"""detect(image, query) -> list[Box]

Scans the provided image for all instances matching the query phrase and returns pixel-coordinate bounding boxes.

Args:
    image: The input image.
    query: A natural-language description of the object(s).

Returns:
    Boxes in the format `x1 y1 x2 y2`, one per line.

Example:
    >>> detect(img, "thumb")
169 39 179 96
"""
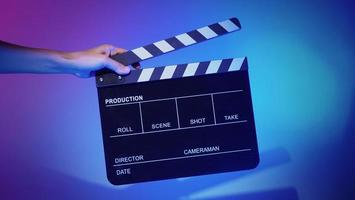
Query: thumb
104 57 130 75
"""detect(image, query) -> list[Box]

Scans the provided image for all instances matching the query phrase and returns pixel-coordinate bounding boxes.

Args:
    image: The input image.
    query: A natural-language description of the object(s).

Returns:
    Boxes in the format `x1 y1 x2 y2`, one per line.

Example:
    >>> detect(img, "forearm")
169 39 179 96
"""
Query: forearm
0 41 76 74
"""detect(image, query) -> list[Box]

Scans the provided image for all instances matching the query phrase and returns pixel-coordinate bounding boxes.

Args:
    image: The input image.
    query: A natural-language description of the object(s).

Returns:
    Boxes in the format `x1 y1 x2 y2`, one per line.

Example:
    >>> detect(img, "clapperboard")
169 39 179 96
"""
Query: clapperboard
96 17 259 185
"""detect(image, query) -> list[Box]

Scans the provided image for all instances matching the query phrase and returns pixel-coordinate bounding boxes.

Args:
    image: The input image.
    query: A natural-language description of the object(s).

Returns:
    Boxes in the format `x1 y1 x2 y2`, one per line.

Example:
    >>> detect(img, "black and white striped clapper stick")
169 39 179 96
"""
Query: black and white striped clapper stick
97 57 248 86
111 17 241 66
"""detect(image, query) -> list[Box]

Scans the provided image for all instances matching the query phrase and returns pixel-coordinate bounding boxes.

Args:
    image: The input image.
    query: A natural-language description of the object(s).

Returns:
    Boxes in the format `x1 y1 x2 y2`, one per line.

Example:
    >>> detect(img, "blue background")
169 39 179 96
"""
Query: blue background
0 0 354 199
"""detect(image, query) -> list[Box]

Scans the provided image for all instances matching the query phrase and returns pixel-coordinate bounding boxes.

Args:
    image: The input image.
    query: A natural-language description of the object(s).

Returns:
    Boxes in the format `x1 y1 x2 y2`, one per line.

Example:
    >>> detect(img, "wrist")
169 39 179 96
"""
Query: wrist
51 51 81 75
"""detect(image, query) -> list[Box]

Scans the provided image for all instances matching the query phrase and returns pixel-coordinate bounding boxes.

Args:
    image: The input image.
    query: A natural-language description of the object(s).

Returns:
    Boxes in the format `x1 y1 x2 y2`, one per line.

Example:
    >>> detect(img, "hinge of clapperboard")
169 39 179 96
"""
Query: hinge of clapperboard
95 17 248 86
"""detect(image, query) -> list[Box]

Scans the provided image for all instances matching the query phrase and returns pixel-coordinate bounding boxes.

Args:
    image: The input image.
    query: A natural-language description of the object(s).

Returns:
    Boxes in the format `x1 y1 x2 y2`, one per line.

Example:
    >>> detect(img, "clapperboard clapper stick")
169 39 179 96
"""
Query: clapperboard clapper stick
95 17 259 185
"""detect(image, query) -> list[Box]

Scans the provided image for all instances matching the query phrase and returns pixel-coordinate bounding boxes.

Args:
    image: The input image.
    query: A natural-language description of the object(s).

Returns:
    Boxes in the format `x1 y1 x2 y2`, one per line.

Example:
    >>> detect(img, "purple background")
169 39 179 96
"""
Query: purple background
0 0 354 199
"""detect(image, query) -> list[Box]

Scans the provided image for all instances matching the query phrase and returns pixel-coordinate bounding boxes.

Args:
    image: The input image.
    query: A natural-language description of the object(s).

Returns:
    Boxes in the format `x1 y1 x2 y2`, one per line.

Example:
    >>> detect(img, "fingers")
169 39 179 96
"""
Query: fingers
104 57 130 75
89 44 139 74
104 47 130 74
110 47 126 56
88 44 113 54
90 44 127 56
99 44 140 71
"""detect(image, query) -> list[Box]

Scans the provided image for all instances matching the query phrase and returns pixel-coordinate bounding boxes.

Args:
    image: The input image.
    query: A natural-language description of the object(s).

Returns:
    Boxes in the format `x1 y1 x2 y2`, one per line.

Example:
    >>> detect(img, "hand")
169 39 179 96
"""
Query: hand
61 44 139 78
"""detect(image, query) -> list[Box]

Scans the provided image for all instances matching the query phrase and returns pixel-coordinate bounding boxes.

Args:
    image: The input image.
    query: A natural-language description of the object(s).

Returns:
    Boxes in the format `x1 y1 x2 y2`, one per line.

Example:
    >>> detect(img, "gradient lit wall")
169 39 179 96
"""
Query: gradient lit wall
0 0 354 199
